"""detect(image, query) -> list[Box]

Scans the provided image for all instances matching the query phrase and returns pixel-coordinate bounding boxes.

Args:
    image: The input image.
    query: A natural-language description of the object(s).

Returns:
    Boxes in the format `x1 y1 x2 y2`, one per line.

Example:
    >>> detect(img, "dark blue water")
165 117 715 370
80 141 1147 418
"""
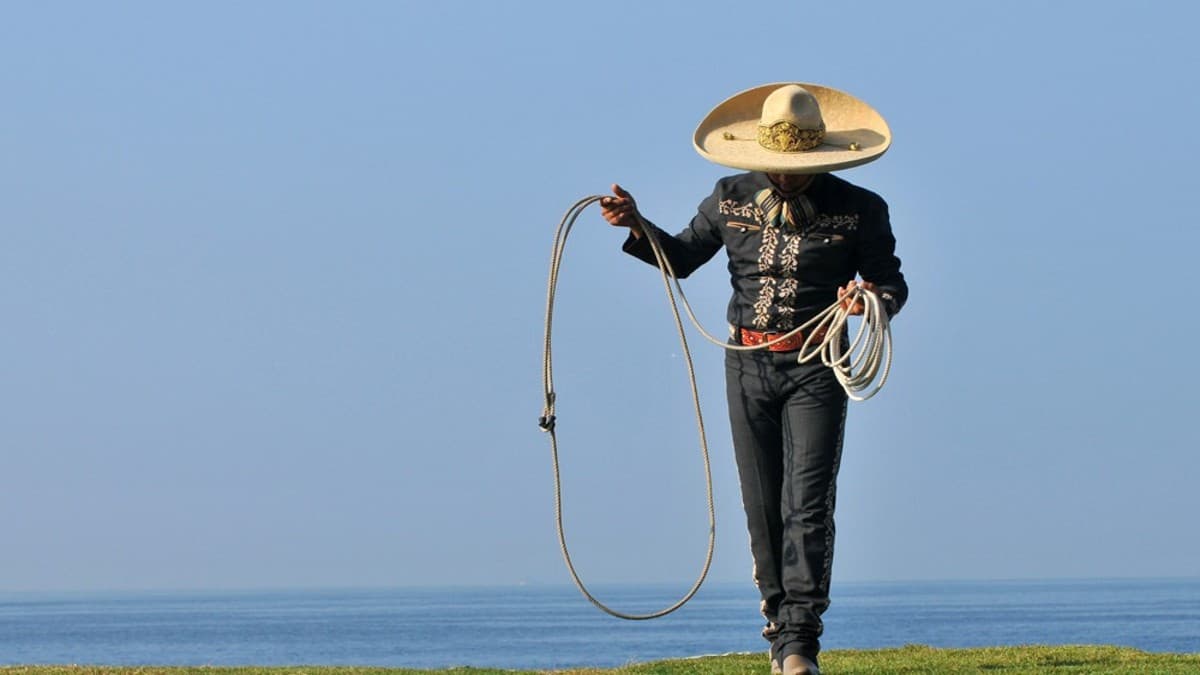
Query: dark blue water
1 579 1197 668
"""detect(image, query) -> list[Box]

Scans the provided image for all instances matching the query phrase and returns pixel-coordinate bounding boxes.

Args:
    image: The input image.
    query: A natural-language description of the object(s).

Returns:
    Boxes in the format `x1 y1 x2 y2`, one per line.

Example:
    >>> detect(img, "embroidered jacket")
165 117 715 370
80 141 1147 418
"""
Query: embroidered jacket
622 172 908 333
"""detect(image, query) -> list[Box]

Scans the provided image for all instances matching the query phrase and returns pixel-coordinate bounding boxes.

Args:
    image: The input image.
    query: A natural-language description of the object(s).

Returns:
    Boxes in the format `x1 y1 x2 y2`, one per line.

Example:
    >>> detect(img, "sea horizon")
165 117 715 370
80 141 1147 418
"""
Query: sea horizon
4 573 1197 596
3 578 1198 668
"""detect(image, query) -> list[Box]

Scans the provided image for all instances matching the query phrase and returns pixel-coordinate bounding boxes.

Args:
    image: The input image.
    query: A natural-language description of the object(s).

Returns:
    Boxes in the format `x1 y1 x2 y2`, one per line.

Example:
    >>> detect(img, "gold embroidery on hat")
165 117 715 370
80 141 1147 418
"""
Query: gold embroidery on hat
757 121 825 153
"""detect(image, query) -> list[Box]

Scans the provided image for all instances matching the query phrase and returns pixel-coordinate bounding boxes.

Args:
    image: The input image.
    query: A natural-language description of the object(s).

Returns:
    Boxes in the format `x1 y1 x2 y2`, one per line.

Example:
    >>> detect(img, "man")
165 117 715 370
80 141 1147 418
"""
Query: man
601 83 907 675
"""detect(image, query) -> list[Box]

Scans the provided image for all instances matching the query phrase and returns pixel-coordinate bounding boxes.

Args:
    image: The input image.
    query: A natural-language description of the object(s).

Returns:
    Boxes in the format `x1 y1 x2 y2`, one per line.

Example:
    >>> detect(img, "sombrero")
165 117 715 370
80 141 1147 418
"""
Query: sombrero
693 82 891 174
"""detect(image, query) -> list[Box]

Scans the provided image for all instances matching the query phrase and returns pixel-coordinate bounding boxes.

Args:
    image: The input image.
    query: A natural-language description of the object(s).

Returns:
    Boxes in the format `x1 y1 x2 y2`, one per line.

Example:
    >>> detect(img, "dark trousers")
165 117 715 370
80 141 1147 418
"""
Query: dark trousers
725 345 848 663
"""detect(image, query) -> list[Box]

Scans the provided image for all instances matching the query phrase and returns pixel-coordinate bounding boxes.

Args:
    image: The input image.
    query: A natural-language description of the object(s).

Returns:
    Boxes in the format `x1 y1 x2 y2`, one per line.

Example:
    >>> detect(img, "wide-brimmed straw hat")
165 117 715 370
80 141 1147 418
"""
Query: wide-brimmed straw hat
693 82 891 174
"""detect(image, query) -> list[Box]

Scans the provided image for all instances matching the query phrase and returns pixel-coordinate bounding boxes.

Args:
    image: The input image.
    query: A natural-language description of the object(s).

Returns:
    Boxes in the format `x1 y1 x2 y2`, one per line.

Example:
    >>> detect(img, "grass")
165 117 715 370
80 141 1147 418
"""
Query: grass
4 645 1200 674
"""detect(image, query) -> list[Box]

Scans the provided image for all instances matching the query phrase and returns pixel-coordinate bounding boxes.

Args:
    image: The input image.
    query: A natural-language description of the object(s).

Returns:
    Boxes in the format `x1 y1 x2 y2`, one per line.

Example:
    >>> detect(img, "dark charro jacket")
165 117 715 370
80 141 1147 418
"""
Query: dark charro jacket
622 172 908 334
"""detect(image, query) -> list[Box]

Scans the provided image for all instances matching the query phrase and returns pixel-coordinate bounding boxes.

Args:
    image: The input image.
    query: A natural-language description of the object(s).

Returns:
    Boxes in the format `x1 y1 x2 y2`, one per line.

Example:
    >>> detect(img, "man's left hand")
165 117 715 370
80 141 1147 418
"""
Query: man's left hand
838 280 877 316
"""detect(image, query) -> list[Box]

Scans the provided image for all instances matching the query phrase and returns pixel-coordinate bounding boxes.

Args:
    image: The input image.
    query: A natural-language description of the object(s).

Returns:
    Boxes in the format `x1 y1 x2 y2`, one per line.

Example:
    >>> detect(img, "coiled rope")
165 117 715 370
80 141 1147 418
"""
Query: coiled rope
539 195 892 620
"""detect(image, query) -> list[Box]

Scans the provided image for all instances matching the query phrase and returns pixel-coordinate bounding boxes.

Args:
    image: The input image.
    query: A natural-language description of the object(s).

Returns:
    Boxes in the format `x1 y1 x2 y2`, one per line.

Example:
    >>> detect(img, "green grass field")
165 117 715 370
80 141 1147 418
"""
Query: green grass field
4 645 1200 674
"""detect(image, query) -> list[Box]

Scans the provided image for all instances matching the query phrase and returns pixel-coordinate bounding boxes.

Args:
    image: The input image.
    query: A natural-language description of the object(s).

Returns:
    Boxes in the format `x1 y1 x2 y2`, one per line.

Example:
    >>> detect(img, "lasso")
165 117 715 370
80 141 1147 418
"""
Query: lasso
539 196 892 619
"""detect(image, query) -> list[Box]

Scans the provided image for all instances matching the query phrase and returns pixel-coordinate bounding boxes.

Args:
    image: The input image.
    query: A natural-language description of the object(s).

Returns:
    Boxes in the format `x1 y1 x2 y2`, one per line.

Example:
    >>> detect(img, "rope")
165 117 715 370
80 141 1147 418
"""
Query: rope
539 195 893 620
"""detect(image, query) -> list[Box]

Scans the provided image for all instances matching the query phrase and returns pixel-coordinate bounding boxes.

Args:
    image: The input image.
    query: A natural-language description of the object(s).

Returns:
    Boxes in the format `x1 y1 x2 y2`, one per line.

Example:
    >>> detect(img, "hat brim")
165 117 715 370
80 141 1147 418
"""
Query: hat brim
693 82 891 174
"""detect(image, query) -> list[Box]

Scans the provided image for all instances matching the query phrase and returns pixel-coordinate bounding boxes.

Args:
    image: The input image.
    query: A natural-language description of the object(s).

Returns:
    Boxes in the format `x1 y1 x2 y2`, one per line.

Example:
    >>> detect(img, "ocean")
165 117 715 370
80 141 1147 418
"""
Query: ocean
1 579 1197 669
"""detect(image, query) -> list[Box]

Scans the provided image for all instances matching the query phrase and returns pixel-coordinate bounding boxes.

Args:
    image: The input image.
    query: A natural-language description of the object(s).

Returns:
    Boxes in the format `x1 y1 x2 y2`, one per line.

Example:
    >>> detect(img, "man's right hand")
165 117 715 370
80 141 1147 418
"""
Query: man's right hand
600 183 643 238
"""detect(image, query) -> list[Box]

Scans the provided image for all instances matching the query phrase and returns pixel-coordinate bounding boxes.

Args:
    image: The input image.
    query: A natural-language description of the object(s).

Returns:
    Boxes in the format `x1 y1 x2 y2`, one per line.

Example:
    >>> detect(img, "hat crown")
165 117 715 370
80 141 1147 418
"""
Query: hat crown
758 85 826 153
760 85 823 129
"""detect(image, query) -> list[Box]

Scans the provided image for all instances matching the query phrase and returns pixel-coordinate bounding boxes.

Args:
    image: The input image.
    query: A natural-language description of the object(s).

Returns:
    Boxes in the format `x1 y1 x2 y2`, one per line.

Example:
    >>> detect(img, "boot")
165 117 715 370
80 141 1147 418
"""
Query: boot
781 654 820 675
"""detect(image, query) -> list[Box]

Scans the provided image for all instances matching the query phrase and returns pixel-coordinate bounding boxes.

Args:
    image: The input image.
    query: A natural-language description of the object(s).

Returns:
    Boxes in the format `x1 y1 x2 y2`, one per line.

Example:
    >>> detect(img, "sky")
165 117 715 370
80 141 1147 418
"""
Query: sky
2 1 1198 593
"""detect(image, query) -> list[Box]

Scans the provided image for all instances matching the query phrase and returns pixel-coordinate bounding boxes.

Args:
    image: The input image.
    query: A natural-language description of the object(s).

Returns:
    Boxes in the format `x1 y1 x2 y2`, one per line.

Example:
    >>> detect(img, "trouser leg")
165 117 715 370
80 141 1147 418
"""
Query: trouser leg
725 349 786 630
775 357 847 662
726 349 847 665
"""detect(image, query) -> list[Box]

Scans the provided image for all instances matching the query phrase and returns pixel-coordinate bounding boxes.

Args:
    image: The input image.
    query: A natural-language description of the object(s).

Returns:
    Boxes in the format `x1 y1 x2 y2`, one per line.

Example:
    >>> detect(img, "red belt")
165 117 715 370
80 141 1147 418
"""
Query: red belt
739 326 826 352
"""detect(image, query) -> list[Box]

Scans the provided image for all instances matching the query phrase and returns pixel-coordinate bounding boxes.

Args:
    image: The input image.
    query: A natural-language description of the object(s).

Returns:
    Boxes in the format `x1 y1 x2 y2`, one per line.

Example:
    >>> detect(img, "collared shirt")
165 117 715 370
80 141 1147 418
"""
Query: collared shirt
622 172 908 333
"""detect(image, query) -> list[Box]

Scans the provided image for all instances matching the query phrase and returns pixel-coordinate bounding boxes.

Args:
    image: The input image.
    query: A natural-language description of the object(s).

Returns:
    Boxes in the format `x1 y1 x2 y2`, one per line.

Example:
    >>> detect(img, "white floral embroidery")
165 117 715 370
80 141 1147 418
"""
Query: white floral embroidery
755 206 769 227
775 233 802 329
752 279 776 330
719 199 757 219
813 214 859 231
776 306 795 329
757 223 779 273
752 224 781 329
749 208 850 331
779 232 801 274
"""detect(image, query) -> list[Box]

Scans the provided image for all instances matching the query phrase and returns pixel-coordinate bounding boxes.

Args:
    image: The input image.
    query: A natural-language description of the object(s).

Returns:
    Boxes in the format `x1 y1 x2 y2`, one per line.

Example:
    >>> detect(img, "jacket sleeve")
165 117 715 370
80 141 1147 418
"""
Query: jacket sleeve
856 197 909 317
620 191 724 279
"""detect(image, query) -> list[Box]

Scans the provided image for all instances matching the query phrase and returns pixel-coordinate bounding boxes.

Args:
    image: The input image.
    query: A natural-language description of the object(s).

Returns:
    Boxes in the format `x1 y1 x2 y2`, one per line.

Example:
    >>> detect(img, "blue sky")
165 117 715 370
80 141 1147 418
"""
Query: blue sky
2 1 1198 592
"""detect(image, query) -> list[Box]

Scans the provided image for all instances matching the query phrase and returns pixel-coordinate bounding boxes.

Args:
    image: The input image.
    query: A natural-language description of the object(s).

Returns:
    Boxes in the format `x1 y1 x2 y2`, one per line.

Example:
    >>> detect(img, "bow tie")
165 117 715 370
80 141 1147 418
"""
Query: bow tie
754 188 816 232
